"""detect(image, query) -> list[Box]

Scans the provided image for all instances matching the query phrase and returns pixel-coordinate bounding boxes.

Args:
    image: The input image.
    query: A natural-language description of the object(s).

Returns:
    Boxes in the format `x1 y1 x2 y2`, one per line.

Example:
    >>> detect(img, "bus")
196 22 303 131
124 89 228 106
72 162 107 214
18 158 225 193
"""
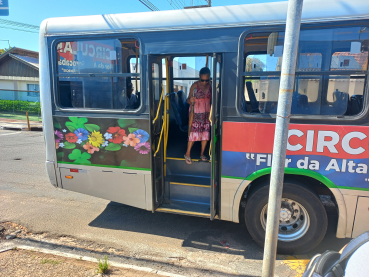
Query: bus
40 0 369 254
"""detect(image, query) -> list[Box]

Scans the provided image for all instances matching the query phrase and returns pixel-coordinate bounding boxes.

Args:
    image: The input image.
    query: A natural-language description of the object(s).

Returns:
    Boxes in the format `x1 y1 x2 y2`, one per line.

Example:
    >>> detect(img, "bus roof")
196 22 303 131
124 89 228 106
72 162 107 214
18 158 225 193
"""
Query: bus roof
41 0 369 36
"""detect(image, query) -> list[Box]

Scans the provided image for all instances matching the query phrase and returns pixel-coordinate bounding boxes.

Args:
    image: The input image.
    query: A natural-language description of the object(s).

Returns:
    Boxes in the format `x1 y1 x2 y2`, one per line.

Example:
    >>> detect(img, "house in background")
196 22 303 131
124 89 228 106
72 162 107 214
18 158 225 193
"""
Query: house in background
0 47 39 101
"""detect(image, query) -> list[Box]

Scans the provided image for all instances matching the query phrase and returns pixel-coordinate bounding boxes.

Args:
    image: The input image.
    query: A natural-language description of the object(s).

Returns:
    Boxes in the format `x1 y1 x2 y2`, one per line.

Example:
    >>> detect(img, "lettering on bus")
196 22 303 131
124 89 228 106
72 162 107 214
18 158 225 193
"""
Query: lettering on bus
222 122 369 189
56 40 118 73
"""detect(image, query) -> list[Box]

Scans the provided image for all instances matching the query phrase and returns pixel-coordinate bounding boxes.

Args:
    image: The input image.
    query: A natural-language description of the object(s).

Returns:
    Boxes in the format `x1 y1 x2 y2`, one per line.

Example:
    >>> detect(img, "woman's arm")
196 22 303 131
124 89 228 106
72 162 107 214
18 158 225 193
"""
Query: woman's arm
187 82 197 105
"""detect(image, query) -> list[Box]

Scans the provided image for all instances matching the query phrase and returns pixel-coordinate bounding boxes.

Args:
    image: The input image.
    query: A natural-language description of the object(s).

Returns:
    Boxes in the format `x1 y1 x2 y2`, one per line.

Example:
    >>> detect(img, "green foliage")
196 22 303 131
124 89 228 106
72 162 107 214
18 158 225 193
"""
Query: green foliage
117 119 136 128
63 141 76 149
96 256 109 274
68 149 91 164
0 48 11 55
65 117 88 132
128 127 139 133
105 143 121 151
84 124 100 132
0 100 41 113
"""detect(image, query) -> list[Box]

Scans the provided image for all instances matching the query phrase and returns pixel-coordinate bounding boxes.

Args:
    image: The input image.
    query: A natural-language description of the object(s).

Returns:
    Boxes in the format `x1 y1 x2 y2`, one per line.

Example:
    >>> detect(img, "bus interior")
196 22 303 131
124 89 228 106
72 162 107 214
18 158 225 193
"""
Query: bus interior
151 55 221 217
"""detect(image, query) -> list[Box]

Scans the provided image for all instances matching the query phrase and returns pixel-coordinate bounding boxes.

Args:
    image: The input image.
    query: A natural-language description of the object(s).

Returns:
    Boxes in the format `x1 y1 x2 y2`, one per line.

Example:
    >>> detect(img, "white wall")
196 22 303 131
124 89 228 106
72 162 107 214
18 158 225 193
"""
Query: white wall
0 79 40 102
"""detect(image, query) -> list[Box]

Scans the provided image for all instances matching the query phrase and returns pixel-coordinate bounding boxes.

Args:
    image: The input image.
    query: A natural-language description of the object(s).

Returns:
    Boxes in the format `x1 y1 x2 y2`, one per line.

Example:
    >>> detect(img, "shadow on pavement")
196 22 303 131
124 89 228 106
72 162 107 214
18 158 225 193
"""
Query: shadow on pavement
89 202 351 260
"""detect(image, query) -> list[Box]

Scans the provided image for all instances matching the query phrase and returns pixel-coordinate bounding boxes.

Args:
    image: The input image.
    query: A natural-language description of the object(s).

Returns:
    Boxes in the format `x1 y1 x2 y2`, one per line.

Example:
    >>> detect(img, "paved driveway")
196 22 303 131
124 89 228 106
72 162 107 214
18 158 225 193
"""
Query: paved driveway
0 130 350 276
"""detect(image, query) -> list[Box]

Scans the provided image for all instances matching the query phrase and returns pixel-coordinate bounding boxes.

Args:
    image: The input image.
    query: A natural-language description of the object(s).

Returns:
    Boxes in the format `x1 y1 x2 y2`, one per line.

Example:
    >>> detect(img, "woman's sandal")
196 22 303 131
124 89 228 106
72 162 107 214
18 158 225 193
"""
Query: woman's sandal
200 155 208 162
184 154 192 165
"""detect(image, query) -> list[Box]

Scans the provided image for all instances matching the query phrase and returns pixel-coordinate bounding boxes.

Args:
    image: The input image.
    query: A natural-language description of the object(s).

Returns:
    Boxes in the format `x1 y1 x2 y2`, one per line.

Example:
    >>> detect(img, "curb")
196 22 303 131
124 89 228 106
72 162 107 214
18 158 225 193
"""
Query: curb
0 124 43 131
1 241 186 277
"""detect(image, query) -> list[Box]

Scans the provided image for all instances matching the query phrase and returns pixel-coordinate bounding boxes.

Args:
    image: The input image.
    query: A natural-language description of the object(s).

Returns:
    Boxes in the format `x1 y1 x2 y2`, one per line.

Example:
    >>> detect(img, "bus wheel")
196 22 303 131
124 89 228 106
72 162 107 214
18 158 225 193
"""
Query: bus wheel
244 179 328 254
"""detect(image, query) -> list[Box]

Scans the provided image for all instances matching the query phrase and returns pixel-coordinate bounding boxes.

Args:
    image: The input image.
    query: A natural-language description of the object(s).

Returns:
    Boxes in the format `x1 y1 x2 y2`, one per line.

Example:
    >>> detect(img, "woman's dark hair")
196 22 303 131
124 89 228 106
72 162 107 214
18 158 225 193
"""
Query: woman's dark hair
199 67 210 76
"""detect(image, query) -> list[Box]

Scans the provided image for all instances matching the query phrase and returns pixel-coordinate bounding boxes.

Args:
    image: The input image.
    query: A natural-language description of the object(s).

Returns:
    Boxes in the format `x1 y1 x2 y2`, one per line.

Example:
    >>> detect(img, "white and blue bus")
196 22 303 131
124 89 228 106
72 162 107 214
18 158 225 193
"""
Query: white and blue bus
40 0 369 254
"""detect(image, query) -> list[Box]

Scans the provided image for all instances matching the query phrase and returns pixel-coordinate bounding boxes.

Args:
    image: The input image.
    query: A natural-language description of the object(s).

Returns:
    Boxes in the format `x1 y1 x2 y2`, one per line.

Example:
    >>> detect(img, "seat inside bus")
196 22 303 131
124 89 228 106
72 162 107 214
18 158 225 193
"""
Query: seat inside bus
169 90 189 133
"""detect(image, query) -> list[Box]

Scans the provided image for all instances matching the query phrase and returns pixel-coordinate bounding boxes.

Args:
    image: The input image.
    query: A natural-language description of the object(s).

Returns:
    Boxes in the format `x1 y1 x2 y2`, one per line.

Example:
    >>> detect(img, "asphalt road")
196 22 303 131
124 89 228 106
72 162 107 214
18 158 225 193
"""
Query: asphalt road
0 130 350 277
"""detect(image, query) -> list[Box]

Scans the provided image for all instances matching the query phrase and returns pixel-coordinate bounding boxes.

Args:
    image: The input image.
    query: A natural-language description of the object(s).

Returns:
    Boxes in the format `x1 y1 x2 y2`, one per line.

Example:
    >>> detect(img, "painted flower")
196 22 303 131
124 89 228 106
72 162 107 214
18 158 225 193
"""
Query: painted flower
54 130 63 143
55 142 59 149
102 141 109 147
123 134 141 147
62 129 67 133
133 129 149 143
88 130 104 147
134 142 151 154
65 132 78 143
104 132 112 140
74 128 89 141
76 139 82 144
59 142 65 148
106 126 126 144
83 142 99 154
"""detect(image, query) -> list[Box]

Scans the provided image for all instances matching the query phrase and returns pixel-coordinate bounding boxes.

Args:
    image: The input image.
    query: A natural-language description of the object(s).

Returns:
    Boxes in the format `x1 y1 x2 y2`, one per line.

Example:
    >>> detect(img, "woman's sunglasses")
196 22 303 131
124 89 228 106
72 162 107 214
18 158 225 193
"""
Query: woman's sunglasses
200 79 210 83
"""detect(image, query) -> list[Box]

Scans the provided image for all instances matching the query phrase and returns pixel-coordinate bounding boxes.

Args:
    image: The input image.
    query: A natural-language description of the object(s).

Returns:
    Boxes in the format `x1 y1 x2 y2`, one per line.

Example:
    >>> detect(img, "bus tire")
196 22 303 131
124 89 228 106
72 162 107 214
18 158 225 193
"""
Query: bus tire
244 179 328 254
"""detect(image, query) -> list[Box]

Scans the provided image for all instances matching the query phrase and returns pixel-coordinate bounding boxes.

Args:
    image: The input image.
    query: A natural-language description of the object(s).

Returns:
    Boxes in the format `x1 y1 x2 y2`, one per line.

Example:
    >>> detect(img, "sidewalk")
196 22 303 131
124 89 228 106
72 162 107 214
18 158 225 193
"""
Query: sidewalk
0 248 163 277
0 222 187 277
0 117 43 131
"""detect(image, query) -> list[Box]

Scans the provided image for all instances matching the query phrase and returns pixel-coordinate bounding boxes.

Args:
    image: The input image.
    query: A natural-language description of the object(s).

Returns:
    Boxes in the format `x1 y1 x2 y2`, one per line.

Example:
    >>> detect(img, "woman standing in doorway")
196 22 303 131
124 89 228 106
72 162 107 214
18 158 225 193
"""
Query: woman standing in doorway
184 67 211 165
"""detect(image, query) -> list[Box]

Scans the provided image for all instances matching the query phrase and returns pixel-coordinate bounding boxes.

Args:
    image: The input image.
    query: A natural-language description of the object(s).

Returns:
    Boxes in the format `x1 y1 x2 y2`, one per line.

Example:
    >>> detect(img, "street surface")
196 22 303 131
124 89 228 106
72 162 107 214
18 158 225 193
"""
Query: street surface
0 130 350 276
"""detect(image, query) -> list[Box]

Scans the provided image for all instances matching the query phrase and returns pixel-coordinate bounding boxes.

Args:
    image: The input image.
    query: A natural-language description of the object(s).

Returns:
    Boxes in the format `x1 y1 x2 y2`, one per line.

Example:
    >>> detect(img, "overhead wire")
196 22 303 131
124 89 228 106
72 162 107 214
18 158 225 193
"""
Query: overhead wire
0 19 39 30
143 0 160 11
0 26 38 34
165 0 180 9
172 0 184 9
138 0 160 11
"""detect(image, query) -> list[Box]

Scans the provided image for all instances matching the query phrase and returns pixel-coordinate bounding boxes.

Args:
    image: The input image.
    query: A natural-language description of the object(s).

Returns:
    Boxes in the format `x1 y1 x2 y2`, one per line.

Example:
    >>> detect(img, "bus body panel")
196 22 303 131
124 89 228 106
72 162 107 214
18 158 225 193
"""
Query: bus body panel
52 115 152 209
222 121 369 237
39 1 369 244
59 165 152 210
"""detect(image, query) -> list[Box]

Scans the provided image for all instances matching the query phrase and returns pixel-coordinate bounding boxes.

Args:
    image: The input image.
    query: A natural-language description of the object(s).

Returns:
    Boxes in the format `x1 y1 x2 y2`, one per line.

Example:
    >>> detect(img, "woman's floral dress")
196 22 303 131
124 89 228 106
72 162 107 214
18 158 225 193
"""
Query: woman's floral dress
188 83 212 141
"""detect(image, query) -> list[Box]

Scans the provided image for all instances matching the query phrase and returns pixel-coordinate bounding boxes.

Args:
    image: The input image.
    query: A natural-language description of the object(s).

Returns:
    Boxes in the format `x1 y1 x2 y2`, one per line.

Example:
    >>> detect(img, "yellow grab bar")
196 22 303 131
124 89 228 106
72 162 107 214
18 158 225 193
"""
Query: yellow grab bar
152 84 165 124
153 114 166 157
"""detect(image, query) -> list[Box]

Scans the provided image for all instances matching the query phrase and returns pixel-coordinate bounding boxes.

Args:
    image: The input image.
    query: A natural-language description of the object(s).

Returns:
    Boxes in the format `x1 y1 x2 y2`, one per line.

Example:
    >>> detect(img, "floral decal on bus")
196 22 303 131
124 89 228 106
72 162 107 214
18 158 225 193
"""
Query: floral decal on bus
53 116 150 169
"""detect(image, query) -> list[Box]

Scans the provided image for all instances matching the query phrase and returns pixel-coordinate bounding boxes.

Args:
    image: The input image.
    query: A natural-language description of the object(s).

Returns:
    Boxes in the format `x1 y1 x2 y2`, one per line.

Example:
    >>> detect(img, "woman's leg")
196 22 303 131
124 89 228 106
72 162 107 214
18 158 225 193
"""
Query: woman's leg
185 141 194 157
200 140 208 156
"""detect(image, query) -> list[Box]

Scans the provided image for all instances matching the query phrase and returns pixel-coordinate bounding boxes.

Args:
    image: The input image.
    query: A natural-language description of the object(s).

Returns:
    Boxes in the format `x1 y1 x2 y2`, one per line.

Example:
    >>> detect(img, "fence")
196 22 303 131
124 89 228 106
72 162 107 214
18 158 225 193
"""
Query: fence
0 90 41 121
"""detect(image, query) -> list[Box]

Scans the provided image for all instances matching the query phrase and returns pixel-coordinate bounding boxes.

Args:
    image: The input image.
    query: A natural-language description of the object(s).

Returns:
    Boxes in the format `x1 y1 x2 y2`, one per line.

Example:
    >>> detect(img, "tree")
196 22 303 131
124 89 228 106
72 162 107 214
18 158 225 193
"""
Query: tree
245 57 265 72
0 47 11 55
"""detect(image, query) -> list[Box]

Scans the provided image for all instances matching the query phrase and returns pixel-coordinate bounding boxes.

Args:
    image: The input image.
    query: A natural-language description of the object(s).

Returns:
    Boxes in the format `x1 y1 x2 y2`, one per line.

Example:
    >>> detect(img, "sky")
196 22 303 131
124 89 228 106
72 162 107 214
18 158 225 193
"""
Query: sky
0 0 284 52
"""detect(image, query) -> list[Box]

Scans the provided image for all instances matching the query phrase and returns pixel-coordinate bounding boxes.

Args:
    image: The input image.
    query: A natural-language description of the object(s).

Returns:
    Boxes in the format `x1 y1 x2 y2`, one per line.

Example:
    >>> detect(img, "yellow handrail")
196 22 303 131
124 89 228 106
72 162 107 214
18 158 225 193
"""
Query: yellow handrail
153 116 166 157
164 58 170 176
152 84 165 124
209 105 212 159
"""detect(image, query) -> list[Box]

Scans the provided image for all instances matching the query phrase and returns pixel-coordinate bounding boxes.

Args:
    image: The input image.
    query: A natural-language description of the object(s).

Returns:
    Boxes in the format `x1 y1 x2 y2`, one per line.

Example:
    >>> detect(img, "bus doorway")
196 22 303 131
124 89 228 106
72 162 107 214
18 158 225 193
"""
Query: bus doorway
149 54 222 219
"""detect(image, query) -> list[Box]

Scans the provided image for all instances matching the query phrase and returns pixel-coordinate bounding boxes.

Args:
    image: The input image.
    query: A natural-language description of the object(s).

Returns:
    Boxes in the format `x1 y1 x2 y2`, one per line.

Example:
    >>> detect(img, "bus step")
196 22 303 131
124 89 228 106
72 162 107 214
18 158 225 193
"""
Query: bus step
156 200 210 218
166 175 210 204
166 157 211 177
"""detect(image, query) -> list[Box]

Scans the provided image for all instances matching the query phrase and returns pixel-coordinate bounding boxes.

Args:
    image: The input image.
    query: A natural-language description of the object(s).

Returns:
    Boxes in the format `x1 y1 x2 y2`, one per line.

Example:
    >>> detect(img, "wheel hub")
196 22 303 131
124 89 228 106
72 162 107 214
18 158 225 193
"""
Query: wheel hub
260 198 310 242
280 208 291 222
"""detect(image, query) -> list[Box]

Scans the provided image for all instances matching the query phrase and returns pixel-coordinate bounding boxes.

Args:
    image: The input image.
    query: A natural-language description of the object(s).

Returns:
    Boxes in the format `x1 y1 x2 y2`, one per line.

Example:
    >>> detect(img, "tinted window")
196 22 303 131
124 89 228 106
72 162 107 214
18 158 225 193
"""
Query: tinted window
241 26 369 117
56 39 140 111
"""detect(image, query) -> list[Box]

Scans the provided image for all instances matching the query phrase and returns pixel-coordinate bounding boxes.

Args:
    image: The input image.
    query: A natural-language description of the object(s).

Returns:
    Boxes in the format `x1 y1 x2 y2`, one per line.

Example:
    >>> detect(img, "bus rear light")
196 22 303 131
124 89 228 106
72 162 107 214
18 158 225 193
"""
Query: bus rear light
70 169 79 173
65 175 73 179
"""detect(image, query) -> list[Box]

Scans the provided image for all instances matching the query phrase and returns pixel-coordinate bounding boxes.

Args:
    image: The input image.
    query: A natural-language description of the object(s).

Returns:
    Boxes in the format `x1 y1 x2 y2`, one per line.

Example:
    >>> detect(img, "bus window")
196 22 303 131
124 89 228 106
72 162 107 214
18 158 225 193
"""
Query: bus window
241 26 369 117
173 56 212 95
55 38 141 111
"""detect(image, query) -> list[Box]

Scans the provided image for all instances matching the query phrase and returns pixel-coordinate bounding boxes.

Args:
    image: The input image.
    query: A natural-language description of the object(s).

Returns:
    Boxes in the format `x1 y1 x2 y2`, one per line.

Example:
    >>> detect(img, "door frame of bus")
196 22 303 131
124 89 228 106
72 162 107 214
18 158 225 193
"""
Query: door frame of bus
149 55 165 211
210 53 223 220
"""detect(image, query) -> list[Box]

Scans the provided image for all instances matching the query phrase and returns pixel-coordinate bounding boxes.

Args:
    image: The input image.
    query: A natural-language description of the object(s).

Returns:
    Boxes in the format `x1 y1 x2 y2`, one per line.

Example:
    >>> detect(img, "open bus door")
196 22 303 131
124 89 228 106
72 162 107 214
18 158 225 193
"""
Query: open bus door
210 53 222 220
149 56 165 211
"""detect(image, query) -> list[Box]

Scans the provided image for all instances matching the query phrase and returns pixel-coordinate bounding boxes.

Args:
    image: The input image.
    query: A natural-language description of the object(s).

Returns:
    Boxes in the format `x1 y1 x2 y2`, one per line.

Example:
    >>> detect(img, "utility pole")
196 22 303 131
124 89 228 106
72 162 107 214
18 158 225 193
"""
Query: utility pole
261 0 304 276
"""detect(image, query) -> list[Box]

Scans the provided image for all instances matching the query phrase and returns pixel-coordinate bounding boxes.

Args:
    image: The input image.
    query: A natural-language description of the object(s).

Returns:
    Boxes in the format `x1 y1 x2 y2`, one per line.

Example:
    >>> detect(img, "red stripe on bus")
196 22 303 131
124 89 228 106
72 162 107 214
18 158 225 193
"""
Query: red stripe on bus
222 122 369 159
